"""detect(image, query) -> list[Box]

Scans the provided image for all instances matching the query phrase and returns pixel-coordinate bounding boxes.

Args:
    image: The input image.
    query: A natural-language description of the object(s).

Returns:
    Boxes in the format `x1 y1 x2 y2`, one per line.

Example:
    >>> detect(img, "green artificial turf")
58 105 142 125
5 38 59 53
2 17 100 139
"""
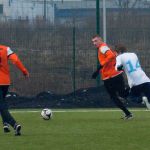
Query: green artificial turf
0 109 150 150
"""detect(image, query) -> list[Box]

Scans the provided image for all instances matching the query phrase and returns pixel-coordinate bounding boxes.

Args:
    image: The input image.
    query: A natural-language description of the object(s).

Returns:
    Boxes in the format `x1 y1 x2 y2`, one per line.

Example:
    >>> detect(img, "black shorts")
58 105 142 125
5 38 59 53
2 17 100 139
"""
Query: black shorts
103 73 128 99
0 86 9 99
130 82 150 101
0 85 9 110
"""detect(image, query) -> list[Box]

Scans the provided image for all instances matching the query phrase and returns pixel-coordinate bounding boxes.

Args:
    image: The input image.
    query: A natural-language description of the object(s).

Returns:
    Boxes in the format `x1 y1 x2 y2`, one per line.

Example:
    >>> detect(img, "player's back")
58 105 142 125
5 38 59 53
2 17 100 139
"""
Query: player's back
98 43 122 80
120 52 150 87
0 45 11 85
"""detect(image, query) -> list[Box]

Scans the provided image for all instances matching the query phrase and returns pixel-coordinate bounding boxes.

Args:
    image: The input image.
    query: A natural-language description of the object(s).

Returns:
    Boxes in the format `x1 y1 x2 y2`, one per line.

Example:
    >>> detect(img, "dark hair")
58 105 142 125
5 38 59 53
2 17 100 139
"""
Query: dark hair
115 44 127 53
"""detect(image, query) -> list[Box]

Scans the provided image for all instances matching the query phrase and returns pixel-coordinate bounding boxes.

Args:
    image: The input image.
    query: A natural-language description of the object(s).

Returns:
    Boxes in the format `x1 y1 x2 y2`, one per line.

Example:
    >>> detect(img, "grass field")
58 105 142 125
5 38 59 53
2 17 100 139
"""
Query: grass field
0 109 150 150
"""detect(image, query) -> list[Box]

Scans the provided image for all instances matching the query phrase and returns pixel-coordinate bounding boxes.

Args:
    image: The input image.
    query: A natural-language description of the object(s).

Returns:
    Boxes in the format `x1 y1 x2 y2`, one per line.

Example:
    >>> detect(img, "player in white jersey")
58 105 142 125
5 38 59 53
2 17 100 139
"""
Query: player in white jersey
115 44 150 109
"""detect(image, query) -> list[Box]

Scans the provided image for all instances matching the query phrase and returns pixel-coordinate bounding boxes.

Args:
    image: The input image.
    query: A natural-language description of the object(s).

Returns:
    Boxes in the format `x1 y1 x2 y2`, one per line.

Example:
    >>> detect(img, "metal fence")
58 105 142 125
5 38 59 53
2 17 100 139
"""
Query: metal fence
0 0 150 96
1 26 97 96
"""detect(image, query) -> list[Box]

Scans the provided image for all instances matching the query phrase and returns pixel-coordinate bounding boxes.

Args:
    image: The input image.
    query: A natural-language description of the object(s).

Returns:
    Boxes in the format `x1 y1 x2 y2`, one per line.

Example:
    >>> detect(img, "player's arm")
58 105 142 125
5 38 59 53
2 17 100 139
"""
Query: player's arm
116 65 123 71
7 48 29 77
100 50 115 66
91 64 103 79
115 55 123 71
92 46 114 79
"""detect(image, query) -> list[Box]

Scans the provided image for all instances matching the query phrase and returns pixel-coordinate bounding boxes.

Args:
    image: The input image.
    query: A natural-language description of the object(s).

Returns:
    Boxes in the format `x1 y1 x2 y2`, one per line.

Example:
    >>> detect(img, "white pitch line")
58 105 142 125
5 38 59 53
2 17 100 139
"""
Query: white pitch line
10 109 150 113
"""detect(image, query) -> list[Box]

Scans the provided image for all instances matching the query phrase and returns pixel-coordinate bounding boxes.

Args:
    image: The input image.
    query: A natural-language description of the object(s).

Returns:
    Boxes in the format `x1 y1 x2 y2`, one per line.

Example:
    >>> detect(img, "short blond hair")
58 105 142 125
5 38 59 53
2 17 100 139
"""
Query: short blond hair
92 35 103 42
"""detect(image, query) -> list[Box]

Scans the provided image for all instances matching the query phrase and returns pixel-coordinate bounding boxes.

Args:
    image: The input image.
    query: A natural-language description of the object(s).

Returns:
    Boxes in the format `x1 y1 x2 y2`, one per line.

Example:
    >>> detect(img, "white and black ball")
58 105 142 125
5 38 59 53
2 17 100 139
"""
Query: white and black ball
41 108 52 120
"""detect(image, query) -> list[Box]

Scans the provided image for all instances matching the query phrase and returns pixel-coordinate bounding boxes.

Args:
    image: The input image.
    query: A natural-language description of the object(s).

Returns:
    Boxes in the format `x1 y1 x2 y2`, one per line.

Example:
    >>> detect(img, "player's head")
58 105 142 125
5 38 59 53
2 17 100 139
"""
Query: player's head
115 44 127 54
92 35 103 48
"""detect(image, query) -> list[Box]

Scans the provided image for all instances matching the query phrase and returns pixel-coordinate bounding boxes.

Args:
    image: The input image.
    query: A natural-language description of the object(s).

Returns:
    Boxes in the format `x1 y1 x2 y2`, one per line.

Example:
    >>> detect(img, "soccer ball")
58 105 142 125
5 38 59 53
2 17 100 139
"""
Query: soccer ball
41 108 52 120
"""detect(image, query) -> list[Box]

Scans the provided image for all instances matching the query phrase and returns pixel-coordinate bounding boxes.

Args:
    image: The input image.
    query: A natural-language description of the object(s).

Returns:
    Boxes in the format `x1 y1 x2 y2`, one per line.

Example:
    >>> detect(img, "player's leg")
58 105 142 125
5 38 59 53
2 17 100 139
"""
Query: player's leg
0 86 21 135
142 96 150 109
141 83 150 109
115 74 129 99
115 74 143 104
130 84 150 109
142 83 150 101
104 77 132 119
0 86 10 132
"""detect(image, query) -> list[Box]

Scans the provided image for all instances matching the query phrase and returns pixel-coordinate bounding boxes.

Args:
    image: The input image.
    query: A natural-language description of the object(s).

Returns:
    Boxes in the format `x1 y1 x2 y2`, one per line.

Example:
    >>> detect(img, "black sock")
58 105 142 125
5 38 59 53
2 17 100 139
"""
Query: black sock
113 98 131 116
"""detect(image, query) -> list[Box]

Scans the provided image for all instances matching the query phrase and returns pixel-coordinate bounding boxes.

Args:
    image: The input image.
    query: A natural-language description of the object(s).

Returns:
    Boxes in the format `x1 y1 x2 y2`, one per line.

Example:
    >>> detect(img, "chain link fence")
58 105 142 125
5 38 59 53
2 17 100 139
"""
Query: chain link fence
0 0 150 96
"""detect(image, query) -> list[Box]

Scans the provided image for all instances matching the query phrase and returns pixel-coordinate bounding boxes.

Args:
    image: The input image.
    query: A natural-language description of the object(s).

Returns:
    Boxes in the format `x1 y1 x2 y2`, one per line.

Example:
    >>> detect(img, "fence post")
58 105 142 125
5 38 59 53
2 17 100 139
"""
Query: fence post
43 0 47 21
72 23 76 98
96 0 100 86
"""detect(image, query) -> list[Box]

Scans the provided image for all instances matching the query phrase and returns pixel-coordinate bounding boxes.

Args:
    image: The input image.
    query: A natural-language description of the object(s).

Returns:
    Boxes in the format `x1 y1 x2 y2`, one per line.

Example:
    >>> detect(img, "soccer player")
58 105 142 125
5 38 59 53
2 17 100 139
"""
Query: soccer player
0 44 29 136
115 44 150 109
91 35 132 120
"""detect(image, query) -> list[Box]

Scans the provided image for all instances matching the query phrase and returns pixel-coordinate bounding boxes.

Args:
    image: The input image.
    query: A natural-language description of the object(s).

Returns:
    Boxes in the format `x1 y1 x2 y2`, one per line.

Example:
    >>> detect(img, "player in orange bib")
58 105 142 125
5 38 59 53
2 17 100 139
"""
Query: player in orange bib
91 35 132 120
0 45 29 136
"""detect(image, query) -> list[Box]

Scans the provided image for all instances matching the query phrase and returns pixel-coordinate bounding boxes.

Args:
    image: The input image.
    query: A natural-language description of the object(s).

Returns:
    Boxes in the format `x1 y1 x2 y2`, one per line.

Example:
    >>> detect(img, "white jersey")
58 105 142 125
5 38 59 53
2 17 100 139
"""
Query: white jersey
115 52 150 88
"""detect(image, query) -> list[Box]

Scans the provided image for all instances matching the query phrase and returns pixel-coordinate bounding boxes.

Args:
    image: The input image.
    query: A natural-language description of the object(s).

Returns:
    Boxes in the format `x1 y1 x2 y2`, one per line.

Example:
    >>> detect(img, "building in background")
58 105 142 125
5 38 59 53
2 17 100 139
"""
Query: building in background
0 0 55 23
0 0 150 24
0 0 120 24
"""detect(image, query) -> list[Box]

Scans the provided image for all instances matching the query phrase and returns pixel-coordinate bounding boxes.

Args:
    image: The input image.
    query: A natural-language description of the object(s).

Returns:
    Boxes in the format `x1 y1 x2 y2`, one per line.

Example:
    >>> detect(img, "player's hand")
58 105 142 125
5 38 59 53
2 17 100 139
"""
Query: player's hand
117 65 123 71
22 69 29 78
91 65 102 79
91 70 99 79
